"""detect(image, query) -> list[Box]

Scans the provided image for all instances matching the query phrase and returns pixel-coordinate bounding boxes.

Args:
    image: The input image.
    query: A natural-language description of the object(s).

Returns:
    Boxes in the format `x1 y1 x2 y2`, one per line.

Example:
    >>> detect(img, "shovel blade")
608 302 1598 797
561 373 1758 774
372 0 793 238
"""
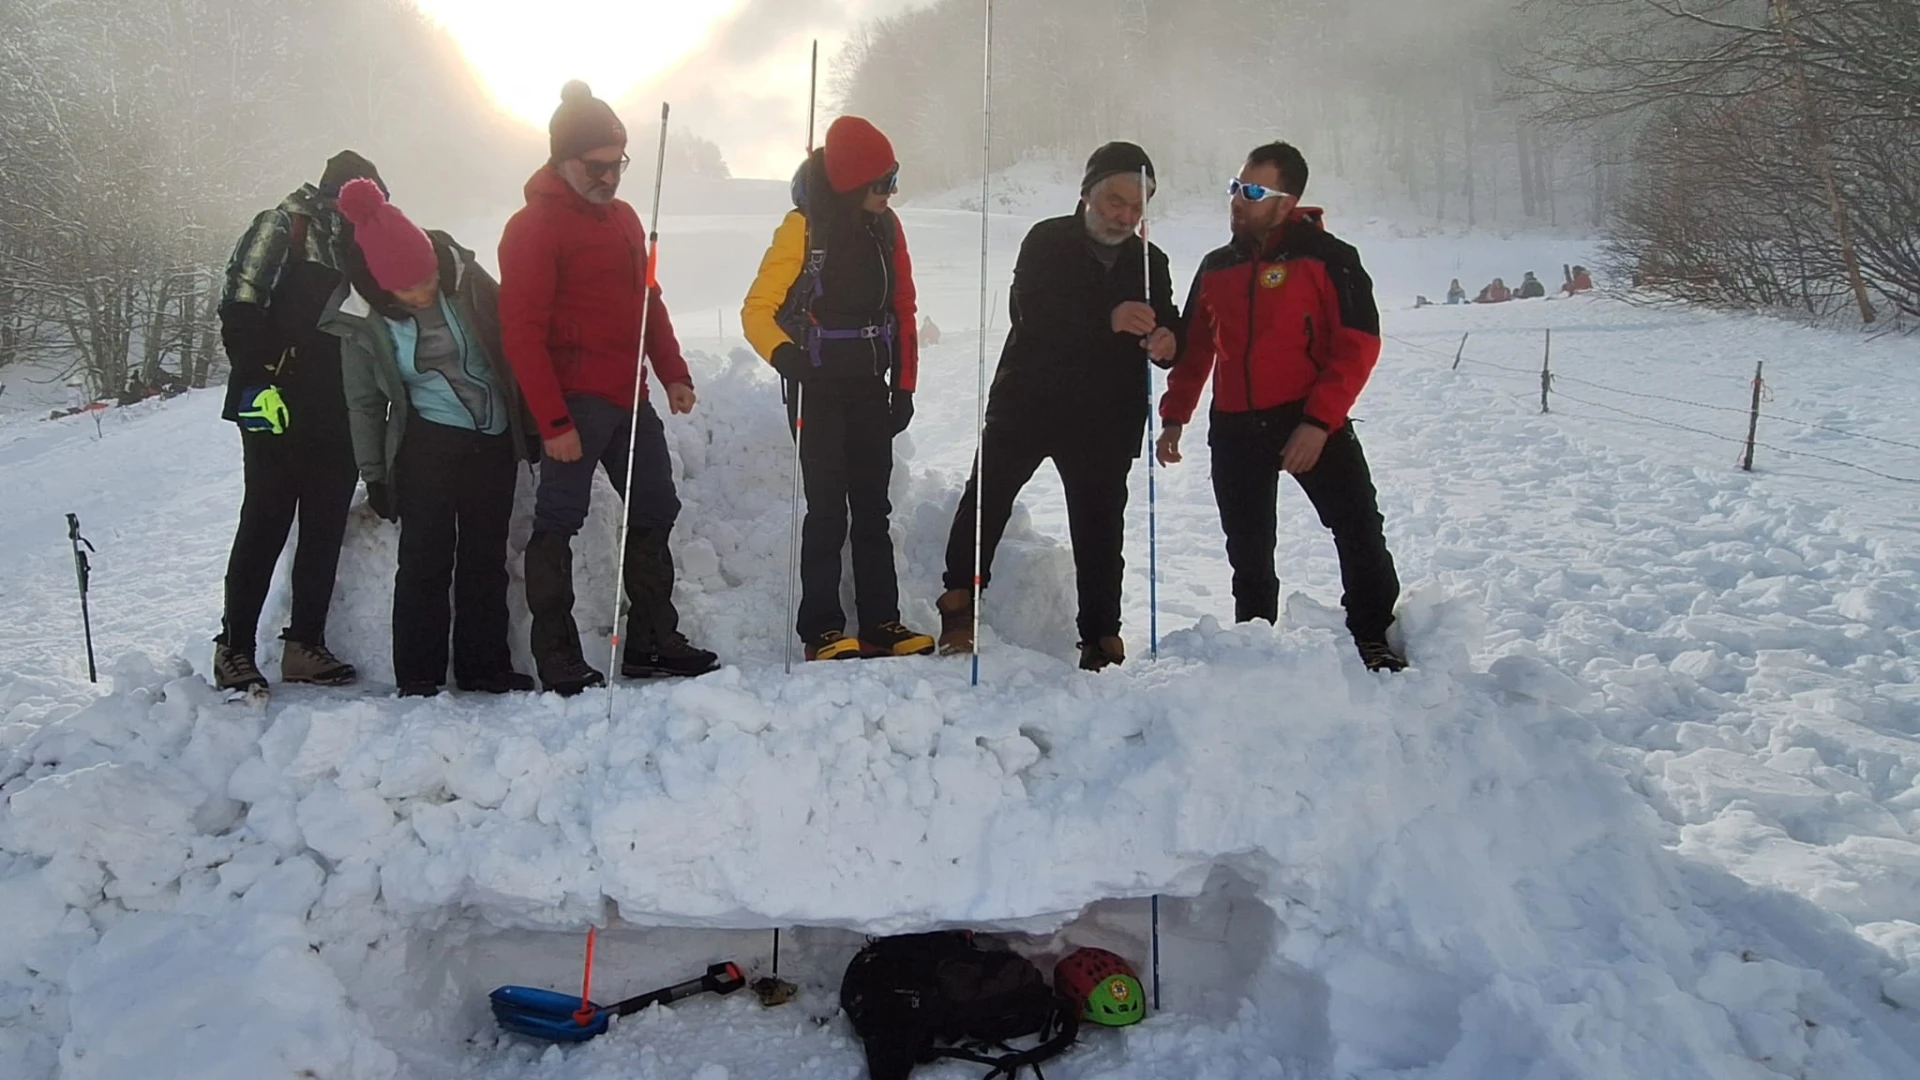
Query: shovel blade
490 986 609 1042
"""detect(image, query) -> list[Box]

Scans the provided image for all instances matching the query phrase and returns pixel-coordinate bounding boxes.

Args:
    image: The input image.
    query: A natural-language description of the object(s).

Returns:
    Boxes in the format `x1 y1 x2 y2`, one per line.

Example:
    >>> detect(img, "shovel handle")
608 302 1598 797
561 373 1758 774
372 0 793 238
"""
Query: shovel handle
607 962 745 1018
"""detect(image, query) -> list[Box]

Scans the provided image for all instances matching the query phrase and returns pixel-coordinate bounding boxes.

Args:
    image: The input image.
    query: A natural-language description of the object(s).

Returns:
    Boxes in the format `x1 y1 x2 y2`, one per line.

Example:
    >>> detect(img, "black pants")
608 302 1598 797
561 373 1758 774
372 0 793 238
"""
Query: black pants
220 428 359 651
392 418 519 688
795 377 899 639
1208 405 1400 641
944 413 1131 643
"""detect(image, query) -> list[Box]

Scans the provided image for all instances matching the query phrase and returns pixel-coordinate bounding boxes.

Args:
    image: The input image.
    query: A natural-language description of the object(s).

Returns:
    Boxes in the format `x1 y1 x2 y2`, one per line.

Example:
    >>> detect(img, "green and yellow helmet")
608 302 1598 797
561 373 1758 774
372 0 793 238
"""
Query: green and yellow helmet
1053 947 1145 1027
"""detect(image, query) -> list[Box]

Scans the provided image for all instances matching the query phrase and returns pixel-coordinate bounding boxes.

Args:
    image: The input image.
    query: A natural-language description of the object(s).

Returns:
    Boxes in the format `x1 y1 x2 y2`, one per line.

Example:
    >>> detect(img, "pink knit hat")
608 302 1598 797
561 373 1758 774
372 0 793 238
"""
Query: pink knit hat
337 178 437 293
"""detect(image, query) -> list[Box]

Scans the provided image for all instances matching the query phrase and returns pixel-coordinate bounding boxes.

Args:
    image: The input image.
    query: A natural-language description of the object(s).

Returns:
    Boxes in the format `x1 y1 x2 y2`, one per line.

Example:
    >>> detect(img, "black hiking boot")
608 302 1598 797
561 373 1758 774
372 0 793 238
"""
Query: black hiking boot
801 629 861 663
860 621 936 658
623 631 721 679
1357 639 1409 673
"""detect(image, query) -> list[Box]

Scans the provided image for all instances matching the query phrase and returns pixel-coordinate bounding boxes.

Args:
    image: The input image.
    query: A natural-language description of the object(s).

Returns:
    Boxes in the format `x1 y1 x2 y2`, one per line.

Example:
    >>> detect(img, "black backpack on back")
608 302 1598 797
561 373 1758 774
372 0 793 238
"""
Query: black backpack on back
841 931 1079 1080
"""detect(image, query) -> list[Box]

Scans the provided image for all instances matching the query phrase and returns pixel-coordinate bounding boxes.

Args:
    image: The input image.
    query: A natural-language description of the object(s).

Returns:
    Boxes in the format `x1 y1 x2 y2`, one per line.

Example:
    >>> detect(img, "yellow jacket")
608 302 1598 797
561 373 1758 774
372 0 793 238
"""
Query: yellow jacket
741 210 808 365
739 209 921 390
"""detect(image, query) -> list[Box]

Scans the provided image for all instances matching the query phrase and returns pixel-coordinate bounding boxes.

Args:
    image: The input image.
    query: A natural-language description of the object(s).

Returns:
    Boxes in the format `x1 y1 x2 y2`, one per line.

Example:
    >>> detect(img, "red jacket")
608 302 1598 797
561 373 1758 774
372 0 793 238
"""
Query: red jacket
1160 208 1381 431
498 167 692 439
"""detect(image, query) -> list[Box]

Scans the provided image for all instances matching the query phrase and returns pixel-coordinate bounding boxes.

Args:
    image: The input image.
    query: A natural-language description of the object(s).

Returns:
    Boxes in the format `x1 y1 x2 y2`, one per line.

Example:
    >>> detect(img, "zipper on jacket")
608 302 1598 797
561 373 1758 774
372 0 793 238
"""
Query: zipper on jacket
1241 258 1260 411
1304 314 1317 371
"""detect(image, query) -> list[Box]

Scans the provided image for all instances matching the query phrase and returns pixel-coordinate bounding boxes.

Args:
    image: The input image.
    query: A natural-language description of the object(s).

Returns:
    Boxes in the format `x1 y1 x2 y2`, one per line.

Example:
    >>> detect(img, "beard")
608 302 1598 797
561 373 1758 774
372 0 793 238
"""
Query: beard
1084 211 1136 246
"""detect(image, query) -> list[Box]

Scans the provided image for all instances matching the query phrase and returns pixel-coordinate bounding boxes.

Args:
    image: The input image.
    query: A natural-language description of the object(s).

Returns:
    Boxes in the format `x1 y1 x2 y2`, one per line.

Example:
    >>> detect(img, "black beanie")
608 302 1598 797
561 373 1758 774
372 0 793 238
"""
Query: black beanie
319 151 386 198
550 80 627 162
1081 142 1154 196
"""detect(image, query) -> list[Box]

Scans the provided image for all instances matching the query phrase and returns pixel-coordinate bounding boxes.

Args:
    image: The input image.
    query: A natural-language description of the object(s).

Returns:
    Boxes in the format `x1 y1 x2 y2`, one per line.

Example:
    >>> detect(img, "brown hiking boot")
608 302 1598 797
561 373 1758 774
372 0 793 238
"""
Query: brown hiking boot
936 589 975 655
280 639 357 686
1078 636 1126 672
212 641 269 695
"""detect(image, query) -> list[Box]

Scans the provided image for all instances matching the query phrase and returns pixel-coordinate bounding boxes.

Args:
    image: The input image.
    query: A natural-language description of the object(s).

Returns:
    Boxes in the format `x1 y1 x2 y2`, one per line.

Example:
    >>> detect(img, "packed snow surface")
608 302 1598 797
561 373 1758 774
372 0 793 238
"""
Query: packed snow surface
4 187 1920 1079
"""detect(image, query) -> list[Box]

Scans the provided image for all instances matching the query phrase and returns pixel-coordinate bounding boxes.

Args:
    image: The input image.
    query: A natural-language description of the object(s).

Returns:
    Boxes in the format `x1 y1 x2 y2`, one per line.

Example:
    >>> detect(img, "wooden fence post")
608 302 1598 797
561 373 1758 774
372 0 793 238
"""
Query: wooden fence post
1540 328 1552 414
1742 361 1765 472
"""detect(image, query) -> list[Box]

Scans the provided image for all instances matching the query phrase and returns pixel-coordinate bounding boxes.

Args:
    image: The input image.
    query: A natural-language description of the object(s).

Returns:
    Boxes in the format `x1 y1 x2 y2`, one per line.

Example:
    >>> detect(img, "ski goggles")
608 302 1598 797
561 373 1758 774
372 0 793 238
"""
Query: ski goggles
1228 178 1290 202
870 168 900 196
580 154 631 181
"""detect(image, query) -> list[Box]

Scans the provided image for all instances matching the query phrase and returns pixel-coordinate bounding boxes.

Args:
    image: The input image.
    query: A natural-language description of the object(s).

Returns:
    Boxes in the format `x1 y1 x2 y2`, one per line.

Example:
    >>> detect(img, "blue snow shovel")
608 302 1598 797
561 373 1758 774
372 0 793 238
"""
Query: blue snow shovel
491 961 747 1043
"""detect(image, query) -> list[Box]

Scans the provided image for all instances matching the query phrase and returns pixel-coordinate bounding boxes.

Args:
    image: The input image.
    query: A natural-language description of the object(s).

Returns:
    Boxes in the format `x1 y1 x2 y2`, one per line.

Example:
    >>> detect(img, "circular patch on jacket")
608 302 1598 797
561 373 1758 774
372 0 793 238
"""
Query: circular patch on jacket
1260 265 1290 289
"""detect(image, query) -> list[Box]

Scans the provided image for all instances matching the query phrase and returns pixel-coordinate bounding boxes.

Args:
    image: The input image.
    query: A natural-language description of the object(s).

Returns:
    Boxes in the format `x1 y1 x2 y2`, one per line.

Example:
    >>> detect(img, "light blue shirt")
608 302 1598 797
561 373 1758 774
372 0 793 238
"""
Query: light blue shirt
387 296 506 435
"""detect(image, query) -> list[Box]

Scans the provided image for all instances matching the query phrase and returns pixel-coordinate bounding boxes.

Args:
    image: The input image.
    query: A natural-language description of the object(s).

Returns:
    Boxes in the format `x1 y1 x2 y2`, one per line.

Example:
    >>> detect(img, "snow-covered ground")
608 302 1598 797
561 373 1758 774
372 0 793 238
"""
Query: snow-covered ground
3 185 1919 1080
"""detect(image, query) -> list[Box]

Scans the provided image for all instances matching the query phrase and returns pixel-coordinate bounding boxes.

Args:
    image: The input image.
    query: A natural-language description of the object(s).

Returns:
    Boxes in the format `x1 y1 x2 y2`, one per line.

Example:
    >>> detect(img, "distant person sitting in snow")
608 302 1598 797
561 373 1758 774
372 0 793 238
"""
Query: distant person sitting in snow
325 179 539 698
1446 278 1467 305
1562 265 1593 295
498 81 718 694
1475 277 1511 303
920 315 941 346
741 116 934 663
1156 140 1406 673
1517 271 1546 299
939 142 1180 672
211 151 384 697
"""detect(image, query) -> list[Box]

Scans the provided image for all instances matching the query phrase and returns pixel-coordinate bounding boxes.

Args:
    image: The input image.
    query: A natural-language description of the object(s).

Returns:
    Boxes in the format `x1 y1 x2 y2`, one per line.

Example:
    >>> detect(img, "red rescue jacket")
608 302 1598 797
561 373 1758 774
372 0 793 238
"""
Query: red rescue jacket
1159 208 1381 431
498 167 692 439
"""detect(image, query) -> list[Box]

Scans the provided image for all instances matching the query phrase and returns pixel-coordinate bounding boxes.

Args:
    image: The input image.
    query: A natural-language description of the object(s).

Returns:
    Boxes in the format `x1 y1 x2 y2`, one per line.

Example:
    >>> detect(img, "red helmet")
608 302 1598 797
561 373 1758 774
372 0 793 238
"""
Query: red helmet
1053 948 1145 1027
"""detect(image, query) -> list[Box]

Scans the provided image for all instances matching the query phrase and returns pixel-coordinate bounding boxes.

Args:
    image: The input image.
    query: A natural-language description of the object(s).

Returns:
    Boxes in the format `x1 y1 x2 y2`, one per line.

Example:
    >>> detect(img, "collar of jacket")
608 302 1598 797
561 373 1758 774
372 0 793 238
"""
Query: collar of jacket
523 165 615 220
320 233 471 335
1234 205 1329 261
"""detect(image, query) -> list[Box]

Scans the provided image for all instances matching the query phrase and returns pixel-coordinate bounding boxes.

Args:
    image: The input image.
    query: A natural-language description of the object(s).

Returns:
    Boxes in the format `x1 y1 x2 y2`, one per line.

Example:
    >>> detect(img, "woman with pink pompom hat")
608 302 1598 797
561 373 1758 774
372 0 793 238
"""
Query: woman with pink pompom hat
321 178 541 698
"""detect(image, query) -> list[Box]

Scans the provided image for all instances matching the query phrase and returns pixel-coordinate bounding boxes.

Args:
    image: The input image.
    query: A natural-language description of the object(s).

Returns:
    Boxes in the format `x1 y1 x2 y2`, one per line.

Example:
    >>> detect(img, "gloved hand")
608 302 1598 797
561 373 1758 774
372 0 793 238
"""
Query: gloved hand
889 388 914 435
770 342 814 383
365 481 397 522
235 385 289 434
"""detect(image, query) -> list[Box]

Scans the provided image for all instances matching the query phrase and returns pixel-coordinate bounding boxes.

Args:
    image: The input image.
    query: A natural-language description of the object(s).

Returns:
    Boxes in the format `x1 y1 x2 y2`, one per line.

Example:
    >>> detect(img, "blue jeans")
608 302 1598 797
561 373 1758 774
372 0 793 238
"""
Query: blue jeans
532 393 681 537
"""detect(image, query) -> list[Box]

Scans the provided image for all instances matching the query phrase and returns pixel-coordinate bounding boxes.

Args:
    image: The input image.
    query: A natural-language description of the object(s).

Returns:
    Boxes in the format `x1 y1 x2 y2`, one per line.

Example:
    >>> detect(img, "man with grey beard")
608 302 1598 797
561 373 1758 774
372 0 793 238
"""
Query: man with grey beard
938 142 1181 671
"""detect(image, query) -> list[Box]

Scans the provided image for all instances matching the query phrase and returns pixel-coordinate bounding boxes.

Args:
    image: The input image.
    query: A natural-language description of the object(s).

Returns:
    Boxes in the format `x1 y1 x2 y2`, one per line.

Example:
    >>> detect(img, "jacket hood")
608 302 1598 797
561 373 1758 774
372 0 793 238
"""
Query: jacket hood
523 165 610 215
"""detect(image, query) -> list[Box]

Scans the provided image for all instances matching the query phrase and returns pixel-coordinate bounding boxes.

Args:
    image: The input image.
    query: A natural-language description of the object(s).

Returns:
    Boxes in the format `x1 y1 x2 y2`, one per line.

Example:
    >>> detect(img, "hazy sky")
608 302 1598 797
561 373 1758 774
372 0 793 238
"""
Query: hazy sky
415 0 921 179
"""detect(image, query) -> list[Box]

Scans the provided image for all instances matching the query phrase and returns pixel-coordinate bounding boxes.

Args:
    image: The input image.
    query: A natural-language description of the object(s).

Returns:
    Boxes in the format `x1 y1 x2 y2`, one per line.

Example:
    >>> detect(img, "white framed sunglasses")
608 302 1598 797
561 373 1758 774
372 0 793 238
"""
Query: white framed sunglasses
1228 178 1290 202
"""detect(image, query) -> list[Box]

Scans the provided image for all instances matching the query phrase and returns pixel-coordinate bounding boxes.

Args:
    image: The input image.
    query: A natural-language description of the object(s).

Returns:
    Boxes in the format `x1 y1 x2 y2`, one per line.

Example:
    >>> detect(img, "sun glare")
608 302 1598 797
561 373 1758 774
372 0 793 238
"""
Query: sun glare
413 0 744 130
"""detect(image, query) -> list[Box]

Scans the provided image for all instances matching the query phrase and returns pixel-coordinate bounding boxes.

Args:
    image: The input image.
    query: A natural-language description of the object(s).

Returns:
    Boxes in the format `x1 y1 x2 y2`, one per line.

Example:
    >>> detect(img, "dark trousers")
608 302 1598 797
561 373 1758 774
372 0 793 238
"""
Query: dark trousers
392 418 518 687
795 378 899 639
532 393 680 537
1208 405 1400 641
220 429 359 651
943 413 1131 643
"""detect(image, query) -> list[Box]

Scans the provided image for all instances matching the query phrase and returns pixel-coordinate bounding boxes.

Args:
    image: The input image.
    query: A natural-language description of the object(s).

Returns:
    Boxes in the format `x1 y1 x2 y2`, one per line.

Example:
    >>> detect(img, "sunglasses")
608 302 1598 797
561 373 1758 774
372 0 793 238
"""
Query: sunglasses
870 168 900 196
580 154 631 181
1228 178 1290 202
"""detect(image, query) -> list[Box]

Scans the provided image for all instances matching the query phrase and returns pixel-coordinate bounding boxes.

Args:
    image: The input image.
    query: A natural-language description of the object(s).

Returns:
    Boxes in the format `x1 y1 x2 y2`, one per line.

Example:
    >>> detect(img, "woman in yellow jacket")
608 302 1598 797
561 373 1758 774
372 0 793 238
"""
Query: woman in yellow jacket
742 117 933 662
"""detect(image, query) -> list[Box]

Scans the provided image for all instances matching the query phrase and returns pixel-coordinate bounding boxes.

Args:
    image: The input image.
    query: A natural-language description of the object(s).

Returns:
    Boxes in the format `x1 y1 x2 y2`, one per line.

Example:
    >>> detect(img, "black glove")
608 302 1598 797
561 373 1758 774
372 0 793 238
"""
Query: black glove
366 481 397 522
770 342 813 383
889 388 914 435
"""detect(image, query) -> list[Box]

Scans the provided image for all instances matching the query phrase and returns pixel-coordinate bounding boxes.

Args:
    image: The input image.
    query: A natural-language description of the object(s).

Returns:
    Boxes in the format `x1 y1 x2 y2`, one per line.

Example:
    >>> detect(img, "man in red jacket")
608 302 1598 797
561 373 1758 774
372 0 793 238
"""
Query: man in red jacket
499 80 718 694
1156 142 1406 672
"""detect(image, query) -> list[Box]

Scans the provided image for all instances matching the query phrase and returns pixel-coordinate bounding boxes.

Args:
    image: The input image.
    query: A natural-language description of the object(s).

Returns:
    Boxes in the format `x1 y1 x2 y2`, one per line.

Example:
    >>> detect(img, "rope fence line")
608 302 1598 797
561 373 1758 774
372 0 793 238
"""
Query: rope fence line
1384 331 1920 486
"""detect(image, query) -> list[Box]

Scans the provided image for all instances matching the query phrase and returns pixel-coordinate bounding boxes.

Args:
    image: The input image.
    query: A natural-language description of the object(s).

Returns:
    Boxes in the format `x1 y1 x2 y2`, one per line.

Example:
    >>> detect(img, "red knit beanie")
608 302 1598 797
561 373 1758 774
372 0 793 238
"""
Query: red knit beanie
337 178 437 294
824 116 897 194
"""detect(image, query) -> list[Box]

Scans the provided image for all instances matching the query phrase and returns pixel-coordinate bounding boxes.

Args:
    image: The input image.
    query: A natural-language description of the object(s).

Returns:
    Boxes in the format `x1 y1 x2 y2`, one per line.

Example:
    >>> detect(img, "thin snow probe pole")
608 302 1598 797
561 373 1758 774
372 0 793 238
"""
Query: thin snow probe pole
1151 894 1162 1011
66 513 98 683
606 104 672 717
1141 165 1159 662
785 41 819 677
969 0 994 688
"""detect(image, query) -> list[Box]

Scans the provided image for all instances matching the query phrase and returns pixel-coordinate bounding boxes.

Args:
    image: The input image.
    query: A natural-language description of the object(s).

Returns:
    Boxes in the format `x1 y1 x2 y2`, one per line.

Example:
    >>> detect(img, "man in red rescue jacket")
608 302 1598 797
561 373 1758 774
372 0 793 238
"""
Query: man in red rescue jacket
499 80 719 694
1156 142 1406 672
